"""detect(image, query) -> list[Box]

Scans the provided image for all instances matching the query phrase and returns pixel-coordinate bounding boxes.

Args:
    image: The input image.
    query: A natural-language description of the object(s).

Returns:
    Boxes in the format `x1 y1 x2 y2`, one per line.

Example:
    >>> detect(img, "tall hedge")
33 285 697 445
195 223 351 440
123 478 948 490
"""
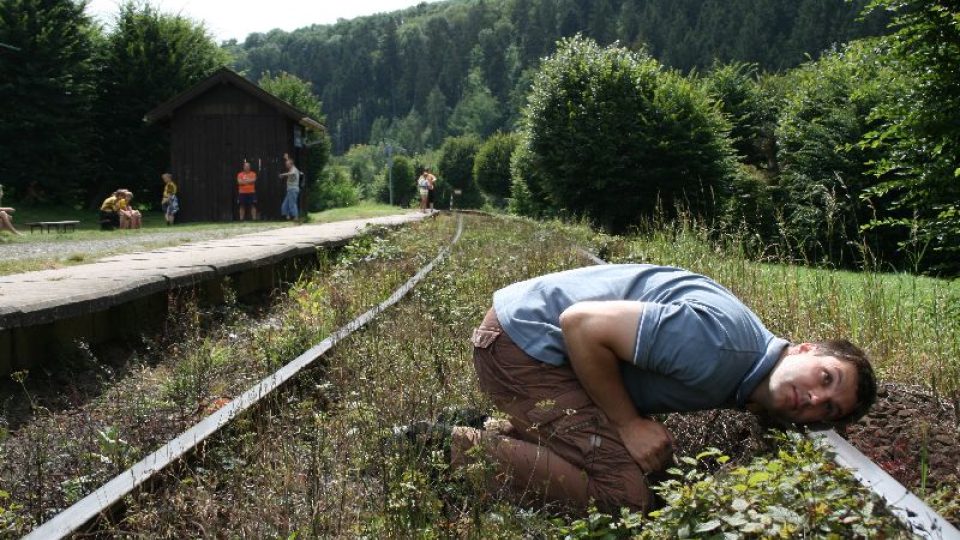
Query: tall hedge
775 40 904 266
702 62 770 168
374 155 416 207
474 131 519 205
94 2 226 205
0 0 97 203
438 135 484 209
521 36 737 232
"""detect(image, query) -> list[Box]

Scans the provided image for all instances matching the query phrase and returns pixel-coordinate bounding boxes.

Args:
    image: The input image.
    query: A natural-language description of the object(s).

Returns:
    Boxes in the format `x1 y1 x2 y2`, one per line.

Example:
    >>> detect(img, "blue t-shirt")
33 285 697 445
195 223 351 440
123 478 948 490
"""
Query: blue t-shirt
492 264 788 414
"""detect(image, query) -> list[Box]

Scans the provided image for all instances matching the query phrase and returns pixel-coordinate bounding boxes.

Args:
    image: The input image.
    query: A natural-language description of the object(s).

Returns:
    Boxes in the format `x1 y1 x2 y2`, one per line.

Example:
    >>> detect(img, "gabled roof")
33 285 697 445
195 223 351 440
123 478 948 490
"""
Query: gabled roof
144 67 324 131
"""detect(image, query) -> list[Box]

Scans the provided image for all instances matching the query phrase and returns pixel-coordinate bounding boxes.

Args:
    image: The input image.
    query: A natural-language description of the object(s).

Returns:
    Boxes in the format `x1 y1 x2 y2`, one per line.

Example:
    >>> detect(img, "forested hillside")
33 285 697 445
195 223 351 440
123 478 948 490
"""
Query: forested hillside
228 0 890 153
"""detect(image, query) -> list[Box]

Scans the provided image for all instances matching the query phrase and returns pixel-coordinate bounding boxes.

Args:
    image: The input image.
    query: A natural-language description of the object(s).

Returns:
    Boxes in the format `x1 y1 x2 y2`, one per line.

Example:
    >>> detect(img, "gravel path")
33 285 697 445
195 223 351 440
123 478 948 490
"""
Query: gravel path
0 227 284 262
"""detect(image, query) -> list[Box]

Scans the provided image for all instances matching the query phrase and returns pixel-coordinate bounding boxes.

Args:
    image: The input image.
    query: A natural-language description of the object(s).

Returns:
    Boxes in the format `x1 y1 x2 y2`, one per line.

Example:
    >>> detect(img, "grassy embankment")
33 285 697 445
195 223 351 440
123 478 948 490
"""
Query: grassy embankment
94 214 906 537
0 203 408 275
4 213 952 536
0 215 448 535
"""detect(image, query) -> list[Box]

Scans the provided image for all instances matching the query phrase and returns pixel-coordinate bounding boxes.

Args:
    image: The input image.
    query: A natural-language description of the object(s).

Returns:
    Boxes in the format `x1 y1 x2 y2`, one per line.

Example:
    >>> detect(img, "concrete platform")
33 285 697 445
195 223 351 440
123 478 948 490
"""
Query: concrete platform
0 212 428 374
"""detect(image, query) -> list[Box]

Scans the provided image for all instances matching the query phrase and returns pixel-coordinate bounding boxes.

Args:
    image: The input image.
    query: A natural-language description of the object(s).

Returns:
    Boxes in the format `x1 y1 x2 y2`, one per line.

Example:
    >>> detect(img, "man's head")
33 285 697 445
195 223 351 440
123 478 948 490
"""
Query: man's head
243 161 251 172
758 340 876 428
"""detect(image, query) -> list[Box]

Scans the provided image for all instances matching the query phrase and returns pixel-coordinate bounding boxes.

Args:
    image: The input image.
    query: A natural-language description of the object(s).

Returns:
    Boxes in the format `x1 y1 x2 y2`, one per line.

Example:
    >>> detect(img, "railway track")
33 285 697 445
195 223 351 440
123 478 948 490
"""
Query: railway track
20 216 959 538
24 215 463 539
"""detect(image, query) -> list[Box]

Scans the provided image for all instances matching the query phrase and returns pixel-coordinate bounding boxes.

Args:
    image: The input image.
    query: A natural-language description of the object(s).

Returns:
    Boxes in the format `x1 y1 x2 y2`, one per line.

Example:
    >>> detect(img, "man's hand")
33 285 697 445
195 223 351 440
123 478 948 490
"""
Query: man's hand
617 416 675 473
561 301 676 472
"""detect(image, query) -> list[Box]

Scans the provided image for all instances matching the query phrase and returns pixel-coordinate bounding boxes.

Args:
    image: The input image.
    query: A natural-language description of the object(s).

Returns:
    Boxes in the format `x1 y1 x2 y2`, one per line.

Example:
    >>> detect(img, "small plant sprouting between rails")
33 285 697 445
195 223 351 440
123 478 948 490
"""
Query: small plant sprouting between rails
557 434 902 539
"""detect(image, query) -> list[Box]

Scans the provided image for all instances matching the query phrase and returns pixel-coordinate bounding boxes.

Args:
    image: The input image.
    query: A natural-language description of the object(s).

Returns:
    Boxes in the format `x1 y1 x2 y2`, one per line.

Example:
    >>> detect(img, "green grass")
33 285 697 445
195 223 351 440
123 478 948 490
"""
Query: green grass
1 214 949 536
2 204 287 238
605 223 960 400
84 215 903 537
307 202 412 223
0 203 411 276
0 217 455 535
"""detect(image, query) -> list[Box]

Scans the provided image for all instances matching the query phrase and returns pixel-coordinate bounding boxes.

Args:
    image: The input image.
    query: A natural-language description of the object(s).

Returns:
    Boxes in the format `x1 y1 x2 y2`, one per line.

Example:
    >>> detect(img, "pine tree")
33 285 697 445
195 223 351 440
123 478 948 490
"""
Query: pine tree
0 0 97 203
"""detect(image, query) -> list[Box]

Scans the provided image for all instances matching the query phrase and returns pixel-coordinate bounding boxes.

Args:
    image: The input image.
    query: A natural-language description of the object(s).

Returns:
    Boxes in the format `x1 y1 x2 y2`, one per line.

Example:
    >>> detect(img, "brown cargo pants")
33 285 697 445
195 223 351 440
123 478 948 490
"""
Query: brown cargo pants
450 307 650 513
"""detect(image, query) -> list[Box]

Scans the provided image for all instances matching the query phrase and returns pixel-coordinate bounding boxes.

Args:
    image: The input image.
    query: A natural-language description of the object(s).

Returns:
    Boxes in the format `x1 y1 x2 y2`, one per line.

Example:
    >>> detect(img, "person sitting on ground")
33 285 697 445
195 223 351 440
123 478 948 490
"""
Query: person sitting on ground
0 206 22 235
117 189 141 229
161 173 179 226
99 190 122 231
443 263 877 513
236 160 258 221
279 157 301 221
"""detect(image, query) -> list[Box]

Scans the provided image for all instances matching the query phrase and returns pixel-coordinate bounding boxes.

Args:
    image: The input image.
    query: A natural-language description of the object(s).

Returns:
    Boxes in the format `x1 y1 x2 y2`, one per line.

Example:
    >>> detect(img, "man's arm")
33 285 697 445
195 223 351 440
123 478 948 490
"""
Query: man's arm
559 300 674 473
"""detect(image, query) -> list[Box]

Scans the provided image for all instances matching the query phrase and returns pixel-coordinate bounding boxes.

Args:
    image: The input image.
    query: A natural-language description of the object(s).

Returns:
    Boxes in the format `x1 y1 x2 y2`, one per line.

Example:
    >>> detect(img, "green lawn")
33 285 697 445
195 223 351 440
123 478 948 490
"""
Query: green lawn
307 202 412 223
2 205 287 240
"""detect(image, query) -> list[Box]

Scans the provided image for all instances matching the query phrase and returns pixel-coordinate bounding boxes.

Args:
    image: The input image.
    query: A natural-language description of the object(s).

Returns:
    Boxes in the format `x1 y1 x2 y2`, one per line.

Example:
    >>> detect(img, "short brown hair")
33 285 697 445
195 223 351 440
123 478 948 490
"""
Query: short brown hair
811 339 877 426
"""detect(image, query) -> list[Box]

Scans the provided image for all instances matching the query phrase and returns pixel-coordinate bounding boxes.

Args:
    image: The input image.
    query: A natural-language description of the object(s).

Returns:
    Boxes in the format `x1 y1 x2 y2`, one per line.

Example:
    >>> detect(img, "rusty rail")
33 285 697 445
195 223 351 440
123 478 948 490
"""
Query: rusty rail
25 214 463 539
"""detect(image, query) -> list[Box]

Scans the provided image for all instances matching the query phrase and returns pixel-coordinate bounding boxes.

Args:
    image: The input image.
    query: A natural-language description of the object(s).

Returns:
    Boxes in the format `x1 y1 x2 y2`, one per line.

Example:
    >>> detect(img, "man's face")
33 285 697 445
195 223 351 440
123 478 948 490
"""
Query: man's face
243 163 251 172
764 344 859 425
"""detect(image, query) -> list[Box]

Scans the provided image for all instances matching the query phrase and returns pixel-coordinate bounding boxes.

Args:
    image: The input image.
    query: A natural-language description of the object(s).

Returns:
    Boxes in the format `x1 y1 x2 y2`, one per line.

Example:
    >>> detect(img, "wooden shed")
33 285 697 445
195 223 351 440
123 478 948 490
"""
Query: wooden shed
145 68 323 222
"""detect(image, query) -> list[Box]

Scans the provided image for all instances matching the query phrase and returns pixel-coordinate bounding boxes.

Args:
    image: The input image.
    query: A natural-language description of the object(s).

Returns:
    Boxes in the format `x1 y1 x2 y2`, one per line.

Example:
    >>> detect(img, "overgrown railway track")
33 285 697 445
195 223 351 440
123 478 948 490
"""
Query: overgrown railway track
24 216 463 539
20 215 960 538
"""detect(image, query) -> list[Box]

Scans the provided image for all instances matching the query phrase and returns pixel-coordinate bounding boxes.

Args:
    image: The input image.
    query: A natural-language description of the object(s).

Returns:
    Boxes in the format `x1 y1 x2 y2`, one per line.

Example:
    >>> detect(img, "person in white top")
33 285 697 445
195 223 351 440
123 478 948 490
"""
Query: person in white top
417 170 432 212
280 157 301 221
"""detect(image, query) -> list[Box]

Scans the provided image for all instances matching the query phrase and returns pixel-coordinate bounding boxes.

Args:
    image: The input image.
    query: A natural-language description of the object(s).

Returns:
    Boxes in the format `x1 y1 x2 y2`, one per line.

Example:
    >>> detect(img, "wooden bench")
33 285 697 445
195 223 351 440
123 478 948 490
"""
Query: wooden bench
26 220 80 233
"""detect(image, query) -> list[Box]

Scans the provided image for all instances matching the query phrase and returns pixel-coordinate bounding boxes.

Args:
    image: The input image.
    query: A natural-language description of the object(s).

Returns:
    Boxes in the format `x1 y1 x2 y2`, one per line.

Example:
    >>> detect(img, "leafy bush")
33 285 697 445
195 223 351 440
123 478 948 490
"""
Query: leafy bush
337 144 387 200
775 40 904 267
722 165 777 252
308 167 359 211
860 0 960 273
508 142 554 219
521 35 737 232
438 135 484 209
473 131 519 205
556 433 902 538
374 155 416 207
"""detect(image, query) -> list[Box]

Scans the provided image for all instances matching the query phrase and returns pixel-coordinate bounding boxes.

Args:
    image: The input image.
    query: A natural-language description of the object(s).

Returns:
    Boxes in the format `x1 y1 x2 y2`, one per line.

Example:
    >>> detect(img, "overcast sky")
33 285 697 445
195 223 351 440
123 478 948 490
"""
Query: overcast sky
85 0 444 43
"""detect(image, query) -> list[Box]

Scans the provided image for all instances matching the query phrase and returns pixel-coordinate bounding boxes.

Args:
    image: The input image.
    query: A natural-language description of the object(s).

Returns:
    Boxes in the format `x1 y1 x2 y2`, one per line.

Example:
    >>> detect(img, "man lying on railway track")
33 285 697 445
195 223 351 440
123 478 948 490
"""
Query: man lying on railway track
446 263 877 513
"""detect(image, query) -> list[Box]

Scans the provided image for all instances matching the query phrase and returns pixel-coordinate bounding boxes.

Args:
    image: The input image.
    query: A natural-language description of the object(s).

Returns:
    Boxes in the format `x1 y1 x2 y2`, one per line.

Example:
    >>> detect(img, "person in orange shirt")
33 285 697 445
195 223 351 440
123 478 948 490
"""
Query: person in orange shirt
237 160 258 221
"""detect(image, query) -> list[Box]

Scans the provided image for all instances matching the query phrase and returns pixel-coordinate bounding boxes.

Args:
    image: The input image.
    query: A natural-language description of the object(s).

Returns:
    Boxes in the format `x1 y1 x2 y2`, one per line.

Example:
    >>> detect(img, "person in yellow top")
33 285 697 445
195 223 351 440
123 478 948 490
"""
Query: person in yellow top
100 190 122 230
161 173 179 225
236 160 258 221
117 189 141 229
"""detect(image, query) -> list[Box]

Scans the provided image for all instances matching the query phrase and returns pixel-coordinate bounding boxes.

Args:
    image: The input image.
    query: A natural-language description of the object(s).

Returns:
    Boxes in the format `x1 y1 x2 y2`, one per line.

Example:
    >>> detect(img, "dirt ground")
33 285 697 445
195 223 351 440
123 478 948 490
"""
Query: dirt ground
843 383 960 525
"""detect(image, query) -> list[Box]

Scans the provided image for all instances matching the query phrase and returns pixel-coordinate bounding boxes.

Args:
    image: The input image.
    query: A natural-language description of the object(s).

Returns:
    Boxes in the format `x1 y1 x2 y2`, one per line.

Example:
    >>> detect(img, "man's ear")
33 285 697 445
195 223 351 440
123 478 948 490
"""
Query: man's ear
788 342 814 355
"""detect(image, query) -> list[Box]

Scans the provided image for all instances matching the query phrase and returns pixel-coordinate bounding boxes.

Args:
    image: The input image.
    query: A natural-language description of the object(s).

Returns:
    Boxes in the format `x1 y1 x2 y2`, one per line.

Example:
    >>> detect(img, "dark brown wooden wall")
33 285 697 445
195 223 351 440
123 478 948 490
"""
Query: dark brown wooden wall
168 82 296 222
